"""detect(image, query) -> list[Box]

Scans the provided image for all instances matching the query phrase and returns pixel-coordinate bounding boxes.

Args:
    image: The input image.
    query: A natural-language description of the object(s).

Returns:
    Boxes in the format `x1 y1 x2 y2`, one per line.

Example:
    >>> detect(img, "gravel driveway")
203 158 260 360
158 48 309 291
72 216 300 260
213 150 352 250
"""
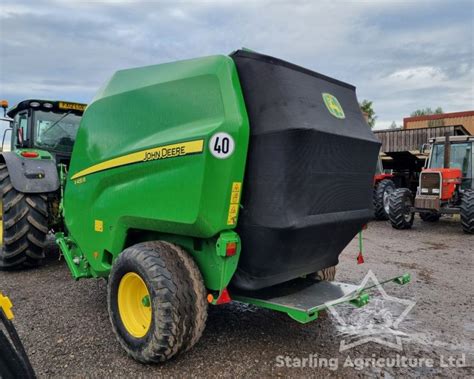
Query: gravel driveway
1 217 473 377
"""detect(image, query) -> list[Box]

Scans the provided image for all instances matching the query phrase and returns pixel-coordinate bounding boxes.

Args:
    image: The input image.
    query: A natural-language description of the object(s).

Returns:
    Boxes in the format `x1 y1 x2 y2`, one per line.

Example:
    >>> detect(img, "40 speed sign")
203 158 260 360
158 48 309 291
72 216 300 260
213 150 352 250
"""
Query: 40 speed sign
209 132 235 159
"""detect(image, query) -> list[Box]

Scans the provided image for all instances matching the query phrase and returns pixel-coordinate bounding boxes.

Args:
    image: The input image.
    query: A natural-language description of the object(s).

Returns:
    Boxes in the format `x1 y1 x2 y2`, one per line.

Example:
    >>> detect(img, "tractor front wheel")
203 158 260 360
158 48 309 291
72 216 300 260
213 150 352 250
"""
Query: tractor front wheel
460 189 474 234
373 179 396 220
0 165 48 269
388 188 414 230
107 241 207 363
419 212 441 222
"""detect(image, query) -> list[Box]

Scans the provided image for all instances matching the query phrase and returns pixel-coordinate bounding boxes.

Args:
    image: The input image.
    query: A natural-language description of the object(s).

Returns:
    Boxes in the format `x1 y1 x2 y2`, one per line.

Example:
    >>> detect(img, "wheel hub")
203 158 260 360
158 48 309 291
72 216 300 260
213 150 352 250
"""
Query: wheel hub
118 272 152 338
383 187 394 214
403 198 413 222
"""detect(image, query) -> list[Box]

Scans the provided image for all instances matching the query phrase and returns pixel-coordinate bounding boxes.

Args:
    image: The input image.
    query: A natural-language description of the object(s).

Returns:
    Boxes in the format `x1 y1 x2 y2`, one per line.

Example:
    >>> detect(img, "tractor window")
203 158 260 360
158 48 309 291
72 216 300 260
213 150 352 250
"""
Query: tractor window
34 111 81 153
13 112 29 146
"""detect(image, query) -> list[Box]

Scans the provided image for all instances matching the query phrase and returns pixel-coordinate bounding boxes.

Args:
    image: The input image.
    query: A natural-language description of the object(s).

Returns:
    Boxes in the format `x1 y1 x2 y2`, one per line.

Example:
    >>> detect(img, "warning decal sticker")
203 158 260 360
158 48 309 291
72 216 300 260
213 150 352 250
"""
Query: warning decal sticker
227 182 242 225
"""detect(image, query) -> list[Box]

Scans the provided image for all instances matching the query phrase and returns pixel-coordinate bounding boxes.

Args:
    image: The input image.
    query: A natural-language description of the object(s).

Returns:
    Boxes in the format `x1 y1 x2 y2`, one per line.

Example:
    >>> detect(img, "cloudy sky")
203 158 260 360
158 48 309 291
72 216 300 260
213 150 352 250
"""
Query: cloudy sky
0 0 472 129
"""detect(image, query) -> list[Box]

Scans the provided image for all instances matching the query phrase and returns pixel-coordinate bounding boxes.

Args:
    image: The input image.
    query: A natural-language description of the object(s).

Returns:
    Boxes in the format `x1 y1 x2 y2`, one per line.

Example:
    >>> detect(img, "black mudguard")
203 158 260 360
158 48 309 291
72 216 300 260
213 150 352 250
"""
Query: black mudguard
0 152 59 193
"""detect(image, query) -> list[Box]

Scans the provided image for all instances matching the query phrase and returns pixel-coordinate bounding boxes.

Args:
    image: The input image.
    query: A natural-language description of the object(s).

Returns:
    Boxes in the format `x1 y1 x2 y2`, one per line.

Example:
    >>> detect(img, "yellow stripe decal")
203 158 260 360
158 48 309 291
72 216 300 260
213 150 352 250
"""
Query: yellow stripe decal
71 139 204 180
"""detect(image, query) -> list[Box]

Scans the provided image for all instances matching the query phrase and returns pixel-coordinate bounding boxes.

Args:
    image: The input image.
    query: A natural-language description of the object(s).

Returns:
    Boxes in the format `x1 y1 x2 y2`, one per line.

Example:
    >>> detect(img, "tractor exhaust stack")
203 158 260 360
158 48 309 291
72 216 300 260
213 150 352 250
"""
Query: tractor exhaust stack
444 132 451 169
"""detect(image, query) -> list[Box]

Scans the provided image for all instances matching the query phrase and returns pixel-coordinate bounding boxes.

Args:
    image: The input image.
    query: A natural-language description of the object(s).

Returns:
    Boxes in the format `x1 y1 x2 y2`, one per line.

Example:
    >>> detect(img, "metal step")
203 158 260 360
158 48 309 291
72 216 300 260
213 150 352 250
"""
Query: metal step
231 274 410 323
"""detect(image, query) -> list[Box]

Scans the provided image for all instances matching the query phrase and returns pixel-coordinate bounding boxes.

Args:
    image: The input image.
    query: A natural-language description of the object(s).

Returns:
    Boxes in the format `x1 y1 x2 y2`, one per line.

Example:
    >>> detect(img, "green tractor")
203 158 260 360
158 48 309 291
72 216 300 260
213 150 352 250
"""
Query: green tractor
56 50 409 363
0 99 86 268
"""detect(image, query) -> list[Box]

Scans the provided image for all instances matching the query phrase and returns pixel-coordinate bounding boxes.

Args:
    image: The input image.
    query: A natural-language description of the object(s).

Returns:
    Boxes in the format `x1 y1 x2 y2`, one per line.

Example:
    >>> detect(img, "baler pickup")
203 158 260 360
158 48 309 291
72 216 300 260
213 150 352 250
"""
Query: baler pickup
232 274 411 323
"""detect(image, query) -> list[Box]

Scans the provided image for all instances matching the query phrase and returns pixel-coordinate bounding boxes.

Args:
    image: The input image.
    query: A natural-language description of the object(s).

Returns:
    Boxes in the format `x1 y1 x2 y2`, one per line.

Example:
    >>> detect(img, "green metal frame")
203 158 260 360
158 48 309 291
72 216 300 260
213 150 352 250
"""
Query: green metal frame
56 228 242 291
232 274 411 324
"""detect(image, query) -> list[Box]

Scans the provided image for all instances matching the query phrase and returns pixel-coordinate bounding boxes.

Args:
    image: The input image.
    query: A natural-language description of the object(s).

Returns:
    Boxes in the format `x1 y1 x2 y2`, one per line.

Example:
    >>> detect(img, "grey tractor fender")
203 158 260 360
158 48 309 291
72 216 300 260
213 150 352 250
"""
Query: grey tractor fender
0 152 59 193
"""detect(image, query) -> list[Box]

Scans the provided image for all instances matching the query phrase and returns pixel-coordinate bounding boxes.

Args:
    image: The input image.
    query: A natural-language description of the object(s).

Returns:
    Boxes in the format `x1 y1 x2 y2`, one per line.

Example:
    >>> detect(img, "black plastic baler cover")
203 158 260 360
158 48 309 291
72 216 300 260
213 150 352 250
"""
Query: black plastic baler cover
230 50 380 291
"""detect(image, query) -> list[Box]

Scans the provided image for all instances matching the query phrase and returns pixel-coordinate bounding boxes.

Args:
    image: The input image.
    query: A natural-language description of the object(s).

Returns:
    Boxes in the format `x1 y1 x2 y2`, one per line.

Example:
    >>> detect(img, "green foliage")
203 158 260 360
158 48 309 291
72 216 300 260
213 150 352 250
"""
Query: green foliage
410 107 443 117
359 99 377 128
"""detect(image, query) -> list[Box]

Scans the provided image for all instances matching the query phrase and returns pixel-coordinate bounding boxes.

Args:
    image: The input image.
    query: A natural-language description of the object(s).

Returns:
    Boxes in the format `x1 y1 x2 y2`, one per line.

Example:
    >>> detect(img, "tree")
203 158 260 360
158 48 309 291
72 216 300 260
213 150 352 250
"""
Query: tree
359 99 377 128
410 107 443 117
390 121 398 129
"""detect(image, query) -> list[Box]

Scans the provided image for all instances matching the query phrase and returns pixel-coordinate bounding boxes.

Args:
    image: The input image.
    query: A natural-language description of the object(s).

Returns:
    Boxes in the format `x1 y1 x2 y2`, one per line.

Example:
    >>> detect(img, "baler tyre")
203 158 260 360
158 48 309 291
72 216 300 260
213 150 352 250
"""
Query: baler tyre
308 266 336 282
107 241 207 363
161 241 207 351
460 189 474 234
373 179 396 221
419 212 441 222
0 165 48 269
388 188 414 230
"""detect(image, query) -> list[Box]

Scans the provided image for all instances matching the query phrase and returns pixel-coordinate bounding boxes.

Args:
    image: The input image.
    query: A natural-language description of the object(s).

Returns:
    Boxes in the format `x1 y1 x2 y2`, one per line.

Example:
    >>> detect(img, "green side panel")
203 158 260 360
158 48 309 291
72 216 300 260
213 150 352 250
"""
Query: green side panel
64 55 250 284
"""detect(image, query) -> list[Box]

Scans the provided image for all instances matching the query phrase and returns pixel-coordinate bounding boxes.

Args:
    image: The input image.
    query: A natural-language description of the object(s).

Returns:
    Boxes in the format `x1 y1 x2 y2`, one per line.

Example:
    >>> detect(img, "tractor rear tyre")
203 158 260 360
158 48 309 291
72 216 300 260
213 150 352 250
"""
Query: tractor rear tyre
460 189 474 234
388 188 414 230
419 212 441 222
373 179 396 220
107 241 207 363
0 165 48 269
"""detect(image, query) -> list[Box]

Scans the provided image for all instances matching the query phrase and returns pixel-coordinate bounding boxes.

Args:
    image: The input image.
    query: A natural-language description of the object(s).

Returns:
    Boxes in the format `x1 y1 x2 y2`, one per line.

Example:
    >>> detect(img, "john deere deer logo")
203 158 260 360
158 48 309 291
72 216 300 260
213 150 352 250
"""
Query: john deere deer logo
322 93 345 119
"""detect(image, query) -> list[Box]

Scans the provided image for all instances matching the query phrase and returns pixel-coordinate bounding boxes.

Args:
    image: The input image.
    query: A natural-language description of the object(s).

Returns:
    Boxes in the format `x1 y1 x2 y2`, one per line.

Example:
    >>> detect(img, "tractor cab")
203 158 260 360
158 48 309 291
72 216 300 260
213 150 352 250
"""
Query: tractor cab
426 136 473 190
5 99 86 166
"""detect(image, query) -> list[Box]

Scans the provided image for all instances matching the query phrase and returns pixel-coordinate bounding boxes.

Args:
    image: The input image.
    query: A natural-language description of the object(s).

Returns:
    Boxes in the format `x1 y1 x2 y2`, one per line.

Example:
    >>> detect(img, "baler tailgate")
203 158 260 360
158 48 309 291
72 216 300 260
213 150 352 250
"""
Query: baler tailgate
232 274 410 323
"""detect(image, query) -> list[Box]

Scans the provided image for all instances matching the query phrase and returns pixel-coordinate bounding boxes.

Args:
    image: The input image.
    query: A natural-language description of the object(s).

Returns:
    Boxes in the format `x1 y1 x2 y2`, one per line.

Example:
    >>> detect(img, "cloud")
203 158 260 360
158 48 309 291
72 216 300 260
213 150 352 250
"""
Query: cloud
0 0 472 129
388 66 447 83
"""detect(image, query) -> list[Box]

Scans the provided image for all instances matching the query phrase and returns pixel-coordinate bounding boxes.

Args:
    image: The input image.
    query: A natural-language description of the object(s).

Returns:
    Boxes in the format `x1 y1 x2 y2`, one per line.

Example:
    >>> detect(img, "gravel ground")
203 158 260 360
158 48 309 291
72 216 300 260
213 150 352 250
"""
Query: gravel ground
1 217 473 378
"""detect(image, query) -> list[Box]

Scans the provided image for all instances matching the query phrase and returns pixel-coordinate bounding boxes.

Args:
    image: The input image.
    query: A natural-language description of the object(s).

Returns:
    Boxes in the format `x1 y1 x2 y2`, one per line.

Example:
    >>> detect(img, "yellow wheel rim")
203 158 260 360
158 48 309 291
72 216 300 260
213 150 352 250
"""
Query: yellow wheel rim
118 272 152 338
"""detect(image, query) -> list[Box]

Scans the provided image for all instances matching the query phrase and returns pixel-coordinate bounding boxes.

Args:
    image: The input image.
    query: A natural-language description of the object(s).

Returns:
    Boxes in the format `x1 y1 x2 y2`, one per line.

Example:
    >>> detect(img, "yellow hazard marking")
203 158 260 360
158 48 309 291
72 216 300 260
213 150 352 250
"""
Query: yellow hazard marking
232 182 241 192
227 181 242 225
58 101 87 112
94 220 104 232
0 292 14 320
230 191 240 203
71 139 204 181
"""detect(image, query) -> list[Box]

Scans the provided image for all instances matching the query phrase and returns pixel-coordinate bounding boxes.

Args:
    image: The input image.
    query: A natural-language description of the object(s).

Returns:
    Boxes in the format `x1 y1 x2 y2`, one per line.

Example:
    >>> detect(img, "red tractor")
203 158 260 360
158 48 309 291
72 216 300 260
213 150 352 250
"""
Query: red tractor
373 157 397 220
389 135 474 233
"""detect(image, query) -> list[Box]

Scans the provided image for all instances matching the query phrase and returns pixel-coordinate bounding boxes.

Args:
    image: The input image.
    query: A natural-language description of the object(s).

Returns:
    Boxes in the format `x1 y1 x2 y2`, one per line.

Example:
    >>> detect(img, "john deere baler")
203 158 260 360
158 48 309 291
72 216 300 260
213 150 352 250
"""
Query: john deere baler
58 50 385 363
